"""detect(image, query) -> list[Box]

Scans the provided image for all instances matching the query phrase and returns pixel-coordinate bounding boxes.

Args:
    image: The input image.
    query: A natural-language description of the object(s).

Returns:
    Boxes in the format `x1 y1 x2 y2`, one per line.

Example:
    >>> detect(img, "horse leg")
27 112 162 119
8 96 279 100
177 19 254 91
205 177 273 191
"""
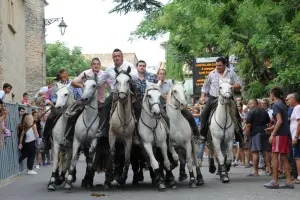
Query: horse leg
118 137 132 186
185 142 197 188
212 137 228 183
47 143 59 191
143 142 166 191
64 137 80 190
207 143 217 174
178 149 187 181
169 145 179 169
104 134 116 189
160 142 176 188
131 146 140 185
192 142 204 186
85 138 97 189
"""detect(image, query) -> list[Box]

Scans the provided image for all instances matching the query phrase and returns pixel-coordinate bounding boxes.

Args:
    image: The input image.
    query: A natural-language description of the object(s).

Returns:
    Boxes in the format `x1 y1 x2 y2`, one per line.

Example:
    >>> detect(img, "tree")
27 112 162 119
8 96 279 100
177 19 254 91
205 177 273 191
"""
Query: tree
46 41 90 77
109 0 163 14
130 0 300 99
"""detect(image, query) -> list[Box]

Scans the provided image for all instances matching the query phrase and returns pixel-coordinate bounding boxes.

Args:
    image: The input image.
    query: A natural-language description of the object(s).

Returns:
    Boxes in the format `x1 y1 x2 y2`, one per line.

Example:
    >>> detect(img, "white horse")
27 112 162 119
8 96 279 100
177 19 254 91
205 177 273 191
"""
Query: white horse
65 73 100 189
166 81 204 188
138 81 177 190
47 82 76 191
104 67 135 188
207 80 235 183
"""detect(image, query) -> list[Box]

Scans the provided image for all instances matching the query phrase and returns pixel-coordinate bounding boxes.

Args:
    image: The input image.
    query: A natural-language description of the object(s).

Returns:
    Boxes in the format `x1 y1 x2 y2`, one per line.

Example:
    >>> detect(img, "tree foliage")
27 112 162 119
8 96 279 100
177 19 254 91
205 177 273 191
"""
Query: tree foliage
109 0 163 14
46 41 90 77
130 0 300 99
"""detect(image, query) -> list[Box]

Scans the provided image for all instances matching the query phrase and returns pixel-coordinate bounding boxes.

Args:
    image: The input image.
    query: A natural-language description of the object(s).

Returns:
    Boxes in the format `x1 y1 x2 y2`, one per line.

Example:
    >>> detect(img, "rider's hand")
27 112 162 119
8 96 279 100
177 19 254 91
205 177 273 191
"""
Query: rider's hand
200 97 205 105
18 143 23 150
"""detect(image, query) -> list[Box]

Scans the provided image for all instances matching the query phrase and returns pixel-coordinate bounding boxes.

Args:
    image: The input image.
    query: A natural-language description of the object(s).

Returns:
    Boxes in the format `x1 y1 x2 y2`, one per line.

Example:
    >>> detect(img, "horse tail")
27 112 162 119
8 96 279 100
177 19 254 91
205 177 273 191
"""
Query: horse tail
191 139 197 162
59 151 70 171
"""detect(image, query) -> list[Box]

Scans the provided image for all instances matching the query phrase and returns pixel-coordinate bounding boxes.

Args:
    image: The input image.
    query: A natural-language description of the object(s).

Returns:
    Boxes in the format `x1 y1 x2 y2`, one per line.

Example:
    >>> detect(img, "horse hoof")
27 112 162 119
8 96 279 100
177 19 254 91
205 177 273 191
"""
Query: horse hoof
64 182 73 190
221 176 230 183
72 176 77 183
132 180 139 185
47 184 56 191
196 175 204 186
178 173 188 181
158 182 166 191
226 165 231 172
103 183 111 190
209 165 216 174
167 179 176 188
81 179 86 188
55 176 65 186
189 179 198 188
86 183 94 189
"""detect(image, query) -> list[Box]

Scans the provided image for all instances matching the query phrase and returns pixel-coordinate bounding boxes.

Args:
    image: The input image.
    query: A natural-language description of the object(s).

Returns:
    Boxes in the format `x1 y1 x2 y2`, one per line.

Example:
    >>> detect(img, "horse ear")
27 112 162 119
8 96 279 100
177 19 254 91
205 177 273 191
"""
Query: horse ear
171 79 175 84
145 80 154 88
127 66 131 74
182 80 185 85
94 72 97 82
83 73 87 80
66 82 71 88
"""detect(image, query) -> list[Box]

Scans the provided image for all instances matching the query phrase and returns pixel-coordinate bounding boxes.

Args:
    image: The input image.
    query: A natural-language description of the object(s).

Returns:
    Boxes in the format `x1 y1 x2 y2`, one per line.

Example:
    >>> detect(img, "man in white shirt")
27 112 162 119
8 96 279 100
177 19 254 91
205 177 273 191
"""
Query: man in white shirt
97 49 138 136
286 93 300 183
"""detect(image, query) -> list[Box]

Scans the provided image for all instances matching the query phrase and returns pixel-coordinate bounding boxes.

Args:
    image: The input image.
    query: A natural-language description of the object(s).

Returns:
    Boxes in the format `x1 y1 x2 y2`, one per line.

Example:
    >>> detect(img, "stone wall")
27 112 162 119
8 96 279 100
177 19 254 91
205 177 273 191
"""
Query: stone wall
24 0 46 98
0 0 26 102
0 7 3 84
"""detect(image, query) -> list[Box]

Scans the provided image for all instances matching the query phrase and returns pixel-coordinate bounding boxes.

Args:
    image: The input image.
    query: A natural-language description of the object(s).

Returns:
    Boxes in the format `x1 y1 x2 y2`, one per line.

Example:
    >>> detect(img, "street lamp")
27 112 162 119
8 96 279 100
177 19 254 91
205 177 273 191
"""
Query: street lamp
44 17 68 36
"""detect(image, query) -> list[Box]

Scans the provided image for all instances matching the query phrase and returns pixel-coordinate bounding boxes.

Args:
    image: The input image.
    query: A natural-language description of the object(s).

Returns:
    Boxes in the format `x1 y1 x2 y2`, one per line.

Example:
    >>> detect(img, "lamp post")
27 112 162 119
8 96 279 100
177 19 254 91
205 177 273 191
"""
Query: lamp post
44 17 67 35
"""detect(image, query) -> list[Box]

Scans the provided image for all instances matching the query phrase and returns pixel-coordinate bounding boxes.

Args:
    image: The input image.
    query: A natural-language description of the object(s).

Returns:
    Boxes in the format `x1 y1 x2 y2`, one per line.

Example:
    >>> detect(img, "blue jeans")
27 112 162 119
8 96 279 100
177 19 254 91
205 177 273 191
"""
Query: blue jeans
198 143 205 160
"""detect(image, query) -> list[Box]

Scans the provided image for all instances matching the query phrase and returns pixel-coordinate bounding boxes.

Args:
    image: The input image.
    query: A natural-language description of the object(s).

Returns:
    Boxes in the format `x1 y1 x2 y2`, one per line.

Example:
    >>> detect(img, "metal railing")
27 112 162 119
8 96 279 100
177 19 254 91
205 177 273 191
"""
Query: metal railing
0 103 39 181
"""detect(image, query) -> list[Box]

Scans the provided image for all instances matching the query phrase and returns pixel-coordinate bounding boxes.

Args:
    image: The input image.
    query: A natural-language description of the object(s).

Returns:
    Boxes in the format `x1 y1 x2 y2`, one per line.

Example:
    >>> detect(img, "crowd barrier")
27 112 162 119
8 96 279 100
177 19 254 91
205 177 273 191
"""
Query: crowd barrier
0 103 39 181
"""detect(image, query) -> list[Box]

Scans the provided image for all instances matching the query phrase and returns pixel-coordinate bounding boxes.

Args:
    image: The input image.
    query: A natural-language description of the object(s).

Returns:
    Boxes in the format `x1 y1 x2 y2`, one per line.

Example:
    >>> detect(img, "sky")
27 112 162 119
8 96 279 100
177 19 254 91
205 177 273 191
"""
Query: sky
45 0 168 66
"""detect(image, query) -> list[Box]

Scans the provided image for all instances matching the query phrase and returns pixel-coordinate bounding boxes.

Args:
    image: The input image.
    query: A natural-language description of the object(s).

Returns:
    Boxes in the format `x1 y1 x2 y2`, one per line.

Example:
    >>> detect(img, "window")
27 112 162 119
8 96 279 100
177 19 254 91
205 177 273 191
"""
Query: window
7 0 16 34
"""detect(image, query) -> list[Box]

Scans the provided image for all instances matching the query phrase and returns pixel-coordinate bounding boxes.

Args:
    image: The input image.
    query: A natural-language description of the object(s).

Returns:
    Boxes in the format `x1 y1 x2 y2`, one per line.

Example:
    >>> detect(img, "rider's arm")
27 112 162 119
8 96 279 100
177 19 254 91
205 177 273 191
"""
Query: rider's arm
200 74 211 104
71 71 85 88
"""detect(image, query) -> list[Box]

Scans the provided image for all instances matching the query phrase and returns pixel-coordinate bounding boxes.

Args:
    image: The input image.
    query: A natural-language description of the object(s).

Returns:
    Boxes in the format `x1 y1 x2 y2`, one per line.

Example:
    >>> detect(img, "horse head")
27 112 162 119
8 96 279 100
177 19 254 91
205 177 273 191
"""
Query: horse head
81 75 97 103
219 78 233 104
55 83 74 109
144 80 162 117
169 82 187 110
115 66 132 103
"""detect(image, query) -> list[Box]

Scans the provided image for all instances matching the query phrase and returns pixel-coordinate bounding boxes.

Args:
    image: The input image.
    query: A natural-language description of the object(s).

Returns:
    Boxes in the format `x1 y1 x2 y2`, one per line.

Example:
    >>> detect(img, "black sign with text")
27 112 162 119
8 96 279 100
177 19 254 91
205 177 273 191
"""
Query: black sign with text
193 61 216 96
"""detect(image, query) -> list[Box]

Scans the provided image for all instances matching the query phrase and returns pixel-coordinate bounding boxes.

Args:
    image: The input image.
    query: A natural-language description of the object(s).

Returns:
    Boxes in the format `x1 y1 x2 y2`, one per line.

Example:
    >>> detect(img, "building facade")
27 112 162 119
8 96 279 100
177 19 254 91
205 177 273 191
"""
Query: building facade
0 0 46 102
82 53 138 68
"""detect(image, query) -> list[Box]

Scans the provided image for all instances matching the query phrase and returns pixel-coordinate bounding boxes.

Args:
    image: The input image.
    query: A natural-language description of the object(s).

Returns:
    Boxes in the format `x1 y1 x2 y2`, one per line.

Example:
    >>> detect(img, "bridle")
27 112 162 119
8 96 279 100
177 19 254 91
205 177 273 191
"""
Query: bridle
167 89 182 110
115 71 132 102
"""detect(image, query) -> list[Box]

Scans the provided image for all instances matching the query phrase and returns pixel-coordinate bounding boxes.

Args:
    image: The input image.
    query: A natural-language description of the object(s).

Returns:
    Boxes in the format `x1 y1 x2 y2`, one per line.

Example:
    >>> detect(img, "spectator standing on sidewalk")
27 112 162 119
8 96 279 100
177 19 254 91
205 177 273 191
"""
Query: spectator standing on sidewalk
286 93 300 184
18 113 39 175
245 99 270 176
32 111 42 169
264 87 294 189
21 93 32 106
0 99 8 150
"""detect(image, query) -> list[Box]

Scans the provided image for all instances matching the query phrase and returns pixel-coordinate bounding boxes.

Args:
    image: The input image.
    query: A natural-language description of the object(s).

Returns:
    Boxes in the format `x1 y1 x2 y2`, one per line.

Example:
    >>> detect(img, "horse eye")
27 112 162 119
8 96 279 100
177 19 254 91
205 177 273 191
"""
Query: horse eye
220 87 222 89
116 80 118 84
173 90 177 93
64 94 68 96
93 85 96 88
147 95 151 99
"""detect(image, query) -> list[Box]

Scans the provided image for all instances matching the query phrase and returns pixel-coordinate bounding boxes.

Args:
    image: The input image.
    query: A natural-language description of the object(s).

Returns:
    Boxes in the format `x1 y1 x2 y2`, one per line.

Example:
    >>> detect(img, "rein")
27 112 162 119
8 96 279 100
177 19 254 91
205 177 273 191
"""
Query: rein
167 91 180 110
213 95 233 144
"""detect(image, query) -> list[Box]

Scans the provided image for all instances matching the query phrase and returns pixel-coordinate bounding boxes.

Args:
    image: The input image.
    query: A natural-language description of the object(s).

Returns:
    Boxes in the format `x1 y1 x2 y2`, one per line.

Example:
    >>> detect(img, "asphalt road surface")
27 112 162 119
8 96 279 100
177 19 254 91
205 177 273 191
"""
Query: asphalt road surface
0 156 299 200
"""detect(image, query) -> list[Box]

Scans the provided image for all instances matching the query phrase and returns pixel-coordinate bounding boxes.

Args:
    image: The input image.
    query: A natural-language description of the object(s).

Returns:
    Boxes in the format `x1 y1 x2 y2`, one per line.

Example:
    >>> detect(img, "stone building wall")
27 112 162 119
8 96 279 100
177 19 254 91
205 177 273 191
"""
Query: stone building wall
24 0 46 98
0 8 3 84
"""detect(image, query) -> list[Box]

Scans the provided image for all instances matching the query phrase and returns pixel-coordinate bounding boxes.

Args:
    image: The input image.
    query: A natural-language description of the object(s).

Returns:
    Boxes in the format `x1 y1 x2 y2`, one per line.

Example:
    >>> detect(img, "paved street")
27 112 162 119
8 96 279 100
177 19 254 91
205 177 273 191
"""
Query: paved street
0 157 299 200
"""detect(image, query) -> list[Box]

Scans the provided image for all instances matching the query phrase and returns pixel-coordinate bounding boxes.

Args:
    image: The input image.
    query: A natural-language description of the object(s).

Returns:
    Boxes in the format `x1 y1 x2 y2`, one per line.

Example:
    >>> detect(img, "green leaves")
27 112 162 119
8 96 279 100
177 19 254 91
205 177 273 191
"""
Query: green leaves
46 41 90 77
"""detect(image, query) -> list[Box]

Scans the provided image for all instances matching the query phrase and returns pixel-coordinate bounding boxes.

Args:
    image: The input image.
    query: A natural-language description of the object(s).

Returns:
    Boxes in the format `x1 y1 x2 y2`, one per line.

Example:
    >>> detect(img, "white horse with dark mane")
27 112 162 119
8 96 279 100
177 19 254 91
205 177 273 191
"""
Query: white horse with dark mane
104 67 135 189
64 73 100 189
47 82 76 191
138 81 177 190
166 81 204 187
207 80 235 183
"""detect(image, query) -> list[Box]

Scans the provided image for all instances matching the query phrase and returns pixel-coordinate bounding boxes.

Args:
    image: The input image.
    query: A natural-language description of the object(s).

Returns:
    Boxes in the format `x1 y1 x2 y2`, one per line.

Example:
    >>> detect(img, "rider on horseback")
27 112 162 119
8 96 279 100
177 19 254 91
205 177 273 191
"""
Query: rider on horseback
57 57 108 148
97 49 140 137
199 57 244 145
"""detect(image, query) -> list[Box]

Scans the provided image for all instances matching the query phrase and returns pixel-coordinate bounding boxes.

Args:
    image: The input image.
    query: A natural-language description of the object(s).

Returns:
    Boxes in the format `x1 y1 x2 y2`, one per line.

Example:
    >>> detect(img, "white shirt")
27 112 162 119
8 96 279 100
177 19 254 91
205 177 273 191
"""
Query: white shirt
266 108 273 121
34 86 48 98
98 60 138 90
0 90 5 100
290 105 300 139
25 128 36 143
